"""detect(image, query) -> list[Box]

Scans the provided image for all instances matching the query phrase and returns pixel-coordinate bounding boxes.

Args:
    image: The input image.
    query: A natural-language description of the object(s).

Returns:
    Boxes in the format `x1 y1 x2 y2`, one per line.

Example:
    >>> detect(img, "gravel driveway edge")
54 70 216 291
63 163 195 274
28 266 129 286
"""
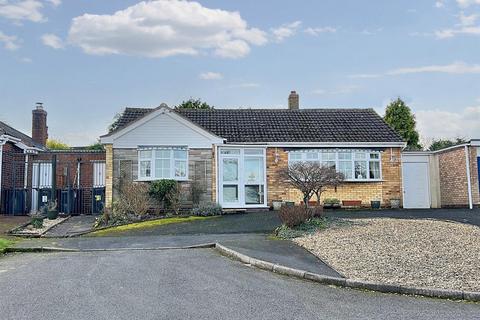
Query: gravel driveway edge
214 244 480 302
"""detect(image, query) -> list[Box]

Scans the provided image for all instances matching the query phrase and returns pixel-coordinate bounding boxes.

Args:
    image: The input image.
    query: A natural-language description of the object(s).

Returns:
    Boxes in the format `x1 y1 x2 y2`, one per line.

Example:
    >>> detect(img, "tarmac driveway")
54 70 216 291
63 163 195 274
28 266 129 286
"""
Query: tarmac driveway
1 249 478 320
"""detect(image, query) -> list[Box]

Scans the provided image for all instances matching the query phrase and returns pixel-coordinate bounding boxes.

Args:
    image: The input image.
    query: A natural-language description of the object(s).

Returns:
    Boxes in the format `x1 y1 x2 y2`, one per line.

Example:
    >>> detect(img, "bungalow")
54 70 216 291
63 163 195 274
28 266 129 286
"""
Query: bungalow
100 92 406 209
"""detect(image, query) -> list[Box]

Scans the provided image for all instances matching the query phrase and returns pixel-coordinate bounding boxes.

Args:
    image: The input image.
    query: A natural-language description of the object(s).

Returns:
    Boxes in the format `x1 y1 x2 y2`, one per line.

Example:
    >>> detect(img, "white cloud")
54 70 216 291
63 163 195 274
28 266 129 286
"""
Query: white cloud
68 0 267 59
199 72 223 80
41 33 63 49
457 0 480 7
20 57 32 62
435 1 445 8
271 21 301 42
387 61 480 75
304 26 336 36
458 11 478 26
0 30 20 50
46 0 60 7
0 0 47 22
416 106 480 139
350 61 480 78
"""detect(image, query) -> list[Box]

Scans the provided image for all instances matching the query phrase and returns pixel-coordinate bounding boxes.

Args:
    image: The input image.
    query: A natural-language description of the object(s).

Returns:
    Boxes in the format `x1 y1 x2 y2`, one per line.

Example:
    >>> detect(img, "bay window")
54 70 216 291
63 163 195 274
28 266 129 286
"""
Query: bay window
138 147 188 181
288 149 382 181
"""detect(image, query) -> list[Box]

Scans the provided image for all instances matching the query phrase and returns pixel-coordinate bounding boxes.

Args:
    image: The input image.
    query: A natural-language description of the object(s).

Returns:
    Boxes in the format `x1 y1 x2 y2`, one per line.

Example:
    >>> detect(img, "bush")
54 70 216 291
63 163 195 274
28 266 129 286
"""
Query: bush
149 179 178 208
192 203 223 216
323 198 340 205
115 181 150 217
278 205 313 228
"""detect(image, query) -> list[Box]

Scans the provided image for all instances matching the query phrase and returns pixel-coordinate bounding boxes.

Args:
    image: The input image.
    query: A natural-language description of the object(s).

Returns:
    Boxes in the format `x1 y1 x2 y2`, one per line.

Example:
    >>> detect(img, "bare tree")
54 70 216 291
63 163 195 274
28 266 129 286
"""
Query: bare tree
280 162 344 207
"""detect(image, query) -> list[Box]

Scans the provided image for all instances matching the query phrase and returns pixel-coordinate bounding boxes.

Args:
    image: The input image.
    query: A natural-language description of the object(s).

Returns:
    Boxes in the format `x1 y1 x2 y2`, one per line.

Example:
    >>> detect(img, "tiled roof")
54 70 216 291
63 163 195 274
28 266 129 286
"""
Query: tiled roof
0 120 44 149
109 107 404 144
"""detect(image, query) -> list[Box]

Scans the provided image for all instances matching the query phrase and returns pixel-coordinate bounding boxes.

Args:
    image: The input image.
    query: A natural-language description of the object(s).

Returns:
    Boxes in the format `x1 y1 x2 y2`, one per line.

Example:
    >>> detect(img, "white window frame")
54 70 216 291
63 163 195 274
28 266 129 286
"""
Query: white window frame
288 149 382 182
137 147 189 181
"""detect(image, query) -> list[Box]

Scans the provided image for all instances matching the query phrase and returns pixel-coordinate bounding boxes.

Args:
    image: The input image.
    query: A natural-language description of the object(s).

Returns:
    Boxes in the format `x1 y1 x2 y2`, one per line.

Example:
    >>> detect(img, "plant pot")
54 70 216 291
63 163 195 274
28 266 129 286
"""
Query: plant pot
284 201 295 207
272 200 283 211
371 201 381 209
47 210 59 220
390 199 400 209
342 200 362 207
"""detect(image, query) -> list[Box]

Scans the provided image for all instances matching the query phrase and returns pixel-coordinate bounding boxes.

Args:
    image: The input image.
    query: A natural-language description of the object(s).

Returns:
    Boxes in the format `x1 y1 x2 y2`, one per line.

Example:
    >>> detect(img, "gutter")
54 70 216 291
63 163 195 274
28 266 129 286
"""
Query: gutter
465 145 473 210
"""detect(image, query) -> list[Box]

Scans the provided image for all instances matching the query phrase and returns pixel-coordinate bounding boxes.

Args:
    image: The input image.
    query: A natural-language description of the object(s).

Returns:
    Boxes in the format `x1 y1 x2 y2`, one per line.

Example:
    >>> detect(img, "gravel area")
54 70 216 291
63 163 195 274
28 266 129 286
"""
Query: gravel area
294 218 480 292
12 217 68 236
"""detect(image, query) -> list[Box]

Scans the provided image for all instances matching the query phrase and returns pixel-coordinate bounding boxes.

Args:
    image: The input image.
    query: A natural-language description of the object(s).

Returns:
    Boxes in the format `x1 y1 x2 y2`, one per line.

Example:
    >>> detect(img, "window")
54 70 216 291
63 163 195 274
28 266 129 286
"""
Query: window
138 147 188 180
288 149 381 181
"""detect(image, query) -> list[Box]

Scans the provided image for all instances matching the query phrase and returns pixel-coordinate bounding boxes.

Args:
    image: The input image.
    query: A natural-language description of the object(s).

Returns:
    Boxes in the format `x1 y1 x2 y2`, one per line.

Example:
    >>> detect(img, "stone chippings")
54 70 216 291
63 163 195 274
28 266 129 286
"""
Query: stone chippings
294 218 480 292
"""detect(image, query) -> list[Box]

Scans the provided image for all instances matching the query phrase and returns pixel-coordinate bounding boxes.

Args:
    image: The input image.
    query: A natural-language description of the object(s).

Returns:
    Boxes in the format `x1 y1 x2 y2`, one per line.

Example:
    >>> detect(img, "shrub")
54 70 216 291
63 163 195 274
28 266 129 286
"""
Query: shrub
116 181 150 217
166 183 182 215
275 218 328 239
278 205 313 228
192 203 223 216
149 179 178 208
323 198 340 205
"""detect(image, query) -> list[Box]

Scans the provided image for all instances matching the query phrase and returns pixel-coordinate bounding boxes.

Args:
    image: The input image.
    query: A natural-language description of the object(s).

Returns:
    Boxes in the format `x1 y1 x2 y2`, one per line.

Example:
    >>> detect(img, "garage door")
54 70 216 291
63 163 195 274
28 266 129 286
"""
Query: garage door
403 162 430 209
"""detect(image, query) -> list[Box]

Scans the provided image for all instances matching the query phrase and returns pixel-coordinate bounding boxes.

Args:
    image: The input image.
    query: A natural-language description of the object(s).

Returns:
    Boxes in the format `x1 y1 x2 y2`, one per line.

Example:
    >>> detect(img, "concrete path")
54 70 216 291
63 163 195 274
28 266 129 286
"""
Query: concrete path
12 233 341 277
0 249 478 319
43 215 96 237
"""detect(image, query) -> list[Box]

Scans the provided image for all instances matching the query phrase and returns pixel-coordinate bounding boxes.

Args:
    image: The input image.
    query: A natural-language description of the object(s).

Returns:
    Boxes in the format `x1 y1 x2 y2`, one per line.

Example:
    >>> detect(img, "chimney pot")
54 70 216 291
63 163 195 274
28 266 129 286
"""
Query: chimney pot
288 91 299 110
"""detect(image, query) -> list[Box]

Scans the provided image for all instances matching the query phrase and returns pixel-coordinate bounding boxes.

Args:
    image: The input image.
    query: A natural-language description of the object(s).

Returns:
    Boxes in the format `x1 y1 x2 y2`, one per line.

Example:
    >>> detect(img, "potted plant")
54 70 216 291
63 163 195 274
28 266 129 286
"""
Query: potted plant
272 200 283 211
323 198 341 209
45 200 58 220
371 199 381 209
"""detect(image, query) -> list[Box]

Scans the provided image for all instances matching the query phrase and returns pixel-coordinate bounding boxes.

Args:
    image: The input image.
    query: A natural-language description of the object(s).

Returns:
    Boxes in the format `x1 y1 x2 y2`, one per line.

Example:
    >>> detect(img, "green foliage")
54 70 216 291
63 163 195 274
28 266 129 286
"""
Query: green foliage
149 180 178 207
428 137 467 151
84 141 104 151
108 112 123 133
384 98 421 150
46 139 70 150
0 238 14 254
275 218 328 239
192 203 223 216
323 198 340 205
175 98 213 110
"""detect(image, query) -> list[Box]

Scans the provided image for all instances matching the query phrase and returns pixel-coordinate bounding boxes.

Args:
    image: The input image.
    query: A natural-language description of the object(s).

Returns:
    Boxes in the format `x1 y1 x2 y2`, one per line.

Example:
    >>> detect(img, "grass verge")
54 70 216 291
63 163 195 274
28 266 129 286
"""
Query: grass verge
90 216 215 236
0 238 15 254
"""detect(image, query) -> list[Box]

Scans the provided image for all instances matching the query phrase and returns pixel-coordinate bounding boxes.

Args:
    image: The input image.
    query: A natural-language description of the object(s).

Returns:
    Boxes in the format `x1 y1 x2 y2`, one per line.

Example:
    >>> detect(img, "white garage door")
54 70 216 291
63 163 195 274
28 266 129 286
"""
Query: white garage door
403 162 430 209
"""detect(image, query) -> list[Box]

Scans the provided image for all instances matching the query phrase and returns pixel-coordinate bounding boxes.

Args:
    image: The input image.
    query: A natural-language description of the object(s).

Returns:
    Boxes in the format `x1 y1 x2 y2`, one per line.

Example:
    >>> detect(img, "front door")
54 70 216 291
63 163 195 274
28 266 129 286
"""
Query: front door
218 148 267 208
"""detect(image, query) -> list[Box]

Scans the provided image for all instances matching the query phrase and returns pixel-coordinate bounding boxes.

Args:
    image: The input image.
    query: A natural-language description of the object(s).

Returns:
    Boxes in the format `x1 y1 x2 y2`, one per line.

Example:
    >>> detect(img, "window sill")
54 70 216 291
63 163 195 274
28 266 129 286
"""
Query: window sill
343 179 383 183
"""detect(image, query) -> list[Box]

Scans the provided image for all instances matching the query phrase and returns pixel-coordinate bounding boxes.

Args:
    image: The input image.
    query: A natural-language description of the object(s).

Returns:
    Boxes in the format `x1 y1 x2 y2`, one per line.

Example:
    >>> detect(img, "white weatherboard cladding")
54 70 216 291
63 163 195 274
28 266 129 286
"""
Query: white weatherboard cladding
112 112 222 148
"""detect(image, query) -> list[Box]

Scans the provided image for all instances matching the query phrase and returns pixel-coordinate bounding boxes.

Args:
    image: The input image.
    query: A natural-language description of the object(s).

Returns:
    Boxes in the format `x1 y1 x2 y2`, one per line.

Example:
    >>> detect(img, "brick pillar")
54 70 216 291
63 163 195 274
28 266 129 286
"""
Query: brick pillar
105 144 113 208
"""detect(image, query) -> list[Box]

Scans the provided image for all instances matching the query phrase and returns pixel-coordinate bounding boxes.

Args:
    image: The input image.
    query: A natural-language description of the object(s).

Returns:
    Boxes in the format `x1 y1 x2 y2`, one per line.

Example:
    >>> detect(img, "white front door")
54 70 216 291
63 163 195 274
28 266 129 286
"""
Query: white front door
218 148 267 208
403 162 430 209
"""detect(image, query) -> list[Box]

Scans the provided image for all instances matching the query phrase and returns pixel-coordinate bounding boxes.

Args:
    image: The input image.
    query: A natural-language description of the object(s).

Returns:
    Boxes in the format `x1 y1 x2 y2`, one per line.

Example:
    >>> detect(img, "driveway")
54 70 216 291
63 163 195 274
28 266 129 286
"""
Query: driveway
0 250 478 320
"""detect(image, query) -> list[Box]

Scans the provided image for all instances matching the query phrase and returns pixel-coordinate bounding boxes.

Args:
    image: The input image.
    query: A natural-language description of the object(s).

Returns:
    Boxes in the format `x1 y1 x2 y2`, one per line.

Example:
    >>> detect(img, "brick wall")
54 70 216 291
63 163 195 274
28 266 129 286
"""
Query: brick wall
110 148 213 208
266 147 403 207
1 142 27 190
438 146 480 207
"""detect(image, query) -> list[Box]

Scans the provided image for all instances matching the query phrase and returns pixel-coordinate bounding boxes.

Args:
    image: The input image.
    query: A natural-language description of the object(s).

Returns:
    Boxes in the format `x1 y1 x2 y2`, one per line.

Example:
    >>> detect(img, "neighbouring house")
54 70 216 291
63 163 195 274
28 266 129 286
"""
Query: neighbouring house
402 140 480 209
100 91 406 210
0 104 106 215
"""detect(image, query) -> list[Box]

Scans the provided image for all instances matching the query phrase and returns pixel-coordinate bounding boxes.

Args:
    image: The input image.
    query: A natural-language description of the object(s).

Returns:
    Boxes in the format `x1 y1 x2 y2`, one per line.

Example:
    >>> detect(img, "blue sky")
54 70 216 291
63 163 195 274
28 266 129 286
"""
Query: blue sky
0 0 479 146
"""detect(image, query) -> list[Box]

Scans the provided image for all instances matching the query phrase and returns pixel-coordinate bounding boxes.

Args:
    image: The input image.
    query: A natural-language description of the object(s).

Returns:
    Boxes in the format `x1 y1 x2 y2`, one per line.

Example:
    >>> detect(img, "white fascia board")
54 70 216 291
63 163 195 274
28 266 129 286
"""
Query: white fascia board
470 139 480 147
223 141 406 148
103 106 224 144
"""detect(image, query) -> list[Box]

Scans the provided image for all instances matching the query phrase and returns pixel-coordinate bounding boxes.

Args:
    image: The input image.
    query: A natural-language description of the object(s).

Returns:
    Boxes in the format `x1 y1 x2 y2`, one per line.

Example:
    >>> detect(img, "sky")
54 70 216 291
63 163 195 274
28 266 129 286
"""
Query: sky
0 0 479 147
